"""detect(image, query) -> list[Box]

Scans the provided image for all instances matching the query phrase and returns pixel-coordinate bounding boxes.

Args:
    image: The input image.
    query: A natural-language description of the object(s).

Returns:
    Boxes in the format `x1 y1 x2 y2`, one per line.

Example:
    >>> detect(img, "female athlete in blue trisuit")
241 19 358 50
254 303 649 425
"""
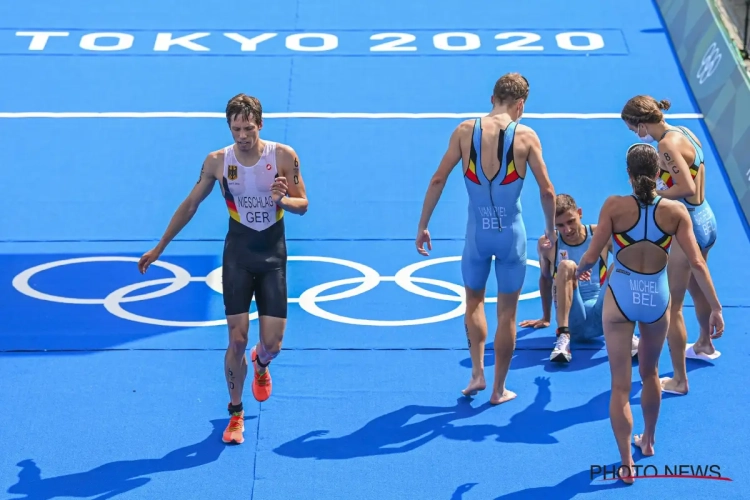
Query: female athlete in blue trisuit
576 144 724 483
620 96 720 395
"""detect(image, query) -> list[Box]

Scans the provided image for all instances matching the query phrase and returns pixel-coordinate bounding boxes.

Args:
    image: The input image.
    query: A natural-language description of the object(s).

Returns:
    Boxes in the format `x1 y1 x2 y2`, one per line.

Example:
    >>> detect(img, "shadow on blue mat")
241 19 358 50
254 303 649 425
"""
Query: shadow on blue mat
275 360 713 462
273 378 641 460
460 330 721 376
6 418 237 500
450 458 645 499
459 326 608 372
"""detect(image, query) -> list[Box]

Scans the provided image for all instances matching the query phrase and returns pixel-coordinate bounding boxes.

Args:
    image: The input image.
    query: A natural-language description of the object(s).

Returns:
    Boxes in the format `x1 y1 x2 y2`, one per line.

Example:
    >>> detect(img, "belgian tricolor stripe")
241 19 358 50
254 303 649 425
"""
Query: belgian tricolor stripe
222 178 240 222
598 258 607 285
500 159 519 185
660 164 699 188
660 171 674 188
613 232 636 248
654 233 672 250
500 130 520 185
276 204 284 221
466 145 481 185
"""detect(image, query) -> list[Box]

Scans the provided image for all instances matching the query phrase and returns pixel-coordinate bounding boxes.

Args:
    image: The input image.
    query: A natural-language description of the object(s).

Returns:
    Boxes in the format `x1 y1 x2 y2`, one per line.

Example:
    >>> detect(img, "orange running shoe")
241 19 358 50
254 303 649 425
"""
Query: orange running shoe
222 407 244 444
251 347 272 402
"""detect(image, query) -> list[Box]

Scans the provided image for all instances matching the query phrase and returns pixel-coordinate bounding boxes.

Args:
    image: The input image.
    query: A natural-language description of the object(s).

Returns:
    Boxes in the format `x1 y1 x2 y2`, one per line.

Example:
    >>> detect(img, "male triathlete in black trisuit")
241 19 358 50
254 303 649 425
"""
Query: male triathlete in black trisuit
138 93 309 444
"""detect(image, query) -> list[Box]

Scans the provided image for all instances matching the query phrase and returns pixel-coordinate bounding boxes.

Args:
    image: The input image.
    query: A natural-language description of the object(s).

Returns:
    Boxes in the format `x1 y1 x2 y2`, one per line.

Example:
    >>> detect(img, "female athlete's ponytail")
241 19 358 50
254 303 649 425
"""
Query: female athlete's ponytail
632 175 657 205
626 144 660 205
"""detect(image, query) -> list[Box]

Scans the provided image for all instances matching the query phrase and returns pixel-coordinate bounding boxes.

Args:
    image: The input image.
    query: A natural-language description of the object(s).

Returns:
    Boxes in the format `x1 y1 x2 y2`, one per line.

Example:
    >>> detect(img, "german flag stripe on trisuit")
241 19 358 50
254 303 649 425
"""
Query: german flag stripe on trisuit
222 177 240 222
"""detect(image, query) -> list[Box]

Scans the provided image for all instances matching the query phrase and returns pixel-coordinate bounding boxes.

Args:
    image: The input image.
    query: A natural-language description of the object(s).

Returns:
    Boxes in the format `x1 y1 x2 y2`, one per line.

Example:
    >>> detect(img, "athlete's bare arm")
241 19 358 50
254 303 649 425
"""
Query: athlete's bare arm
416 120 471 255
534 237 554 325
521 125 556 245
138 151 221 273
275 144 308 215
538 237 554 280
657 137 696 200
577 196 617 277
669 201 724 335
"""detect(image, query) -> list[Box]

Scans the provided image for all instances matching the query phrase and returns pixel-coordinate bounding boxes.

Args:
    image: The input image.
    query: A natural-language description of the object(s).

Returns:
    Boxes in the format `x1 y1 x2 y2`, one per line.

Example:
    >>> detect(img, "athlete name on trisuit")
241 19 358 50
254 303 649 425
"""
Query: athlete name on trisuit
630 279 658 306
237 195 276 224
693 209 715 236
237 195 275 209
478 205 506 230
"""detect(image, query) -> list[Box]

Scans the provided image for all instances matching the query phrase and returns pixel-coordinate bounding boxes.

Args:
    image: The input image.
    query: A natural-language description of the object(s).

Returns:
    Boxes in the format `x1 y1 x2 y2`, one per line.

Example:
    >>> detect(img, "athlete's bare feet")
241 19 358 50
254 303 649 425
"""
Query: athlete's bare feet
634 433 655 456
691 338 719 357
618 462 635 485
489 388 517 405
660 376 688 395
462 376 486 396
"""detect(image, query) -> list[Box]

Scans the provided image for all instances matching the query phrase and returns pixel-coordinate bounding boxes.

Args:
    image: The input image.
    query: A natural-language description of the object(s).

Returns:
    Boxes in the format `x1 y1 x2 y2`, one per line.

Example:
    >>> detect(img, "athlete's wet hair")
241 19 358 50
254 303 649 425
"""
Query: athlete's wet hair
226 93 263 126
493 73 529 104
621 95 671 125
555 194 578 217
626 144 660 205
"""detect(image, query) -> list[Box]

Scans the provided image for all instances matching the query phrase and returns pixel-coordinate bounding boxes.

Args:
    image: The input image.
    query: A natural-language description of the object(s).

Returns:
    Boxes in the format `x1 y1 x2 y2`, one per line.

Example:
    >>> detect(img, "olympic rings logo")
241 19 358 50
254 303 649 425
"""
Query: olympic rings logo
11 255 541 327
696 42 721 85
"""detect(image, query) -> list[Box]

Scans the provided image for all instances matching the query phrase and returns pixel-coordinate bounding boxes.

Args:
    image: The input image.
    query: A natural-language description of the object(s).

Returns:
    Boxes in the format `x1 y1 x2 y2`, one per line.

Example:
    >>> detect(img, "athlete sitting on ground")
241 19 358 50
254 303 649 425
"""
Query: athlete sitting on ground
621 95 720 396
415 72 556 405
520 194 639 363
137 93 309 445
576 143 723 483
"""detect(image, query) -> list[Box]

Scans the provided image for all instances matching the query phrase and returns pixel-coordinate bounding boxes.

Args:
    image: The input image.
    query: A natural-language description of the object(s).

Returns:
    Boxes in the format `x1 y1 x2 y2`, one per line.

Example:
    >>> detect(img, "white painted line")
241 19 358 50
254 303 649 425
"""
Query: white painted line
0 111 704 119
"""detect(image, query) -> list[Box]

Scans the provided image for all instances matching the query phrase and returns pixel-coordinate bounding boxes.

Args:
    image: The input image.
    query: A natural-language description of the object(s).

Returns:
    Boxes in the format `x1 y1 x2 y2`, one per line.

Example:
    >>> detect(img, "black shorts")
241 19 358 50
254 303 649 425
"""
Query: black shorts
222 218 287 318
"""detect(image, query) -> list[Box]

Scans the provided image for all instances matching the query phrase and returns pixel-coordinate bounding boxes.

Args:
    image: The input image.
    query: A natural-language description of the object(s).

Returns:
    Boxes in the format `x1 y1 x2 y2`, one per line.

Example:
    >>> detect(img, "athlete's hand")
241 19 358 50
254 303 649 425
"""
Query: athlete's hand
271 176 288 203
709 309 725 339
416 228 432 256
519 318 550 329
575 262 593 280
542 230 557 248
138 248 162 274
578 270 591 281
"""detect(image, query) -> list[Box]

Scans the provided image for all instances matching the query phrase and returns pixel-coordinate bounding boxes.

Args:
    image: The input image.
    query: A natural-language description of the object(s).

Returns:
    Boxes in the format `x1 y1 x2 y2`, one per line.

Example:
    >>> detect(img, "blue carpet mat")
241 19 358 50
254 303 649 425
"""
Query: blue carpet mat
2 0 749 497
0 350 745 499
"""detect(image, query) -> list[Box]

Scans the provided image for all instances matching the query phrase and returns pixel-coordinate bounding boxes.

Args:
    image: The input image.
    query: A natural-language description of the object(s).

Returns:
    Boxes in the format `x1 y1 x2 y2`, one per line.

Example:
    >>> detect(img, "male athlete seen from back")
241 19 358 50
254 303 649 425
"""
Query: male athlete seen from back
520 194 639 362
137 93 309 445
416 72 556 405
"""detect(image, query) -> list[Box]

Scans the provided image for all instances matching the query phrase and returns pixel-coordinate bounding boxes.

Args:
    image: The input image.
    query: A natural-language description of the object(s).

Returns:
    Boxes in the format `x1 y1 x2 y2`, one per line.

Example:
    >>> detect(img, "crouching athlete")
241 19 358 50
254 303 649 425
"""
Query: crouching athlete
521 194 639 362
